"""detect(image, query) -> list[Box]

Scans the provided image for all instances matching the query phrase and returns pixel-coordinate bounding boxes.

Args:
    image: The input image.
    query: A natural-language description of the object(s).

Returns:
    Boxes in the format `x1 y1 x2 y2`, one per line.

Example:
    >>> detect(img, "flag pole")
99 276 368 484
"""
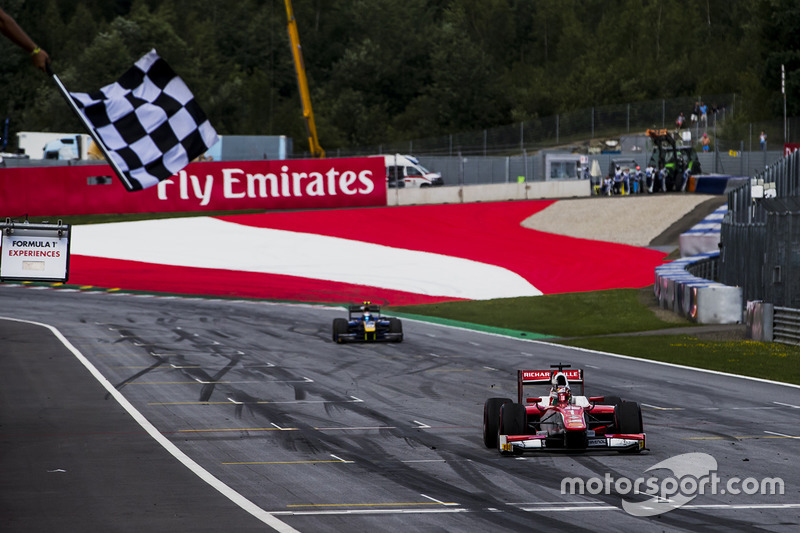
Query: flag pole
47 64 136 191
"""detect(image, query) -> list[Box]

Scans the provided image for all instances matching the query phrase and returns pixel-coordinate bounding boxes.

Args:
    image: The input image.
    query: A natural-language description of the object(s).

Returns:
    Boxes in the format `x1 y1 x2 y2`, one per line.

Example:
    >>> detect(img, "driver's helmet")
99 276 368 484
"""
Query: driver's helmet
363 309 371 319
555 385 571 404
552 372 568 388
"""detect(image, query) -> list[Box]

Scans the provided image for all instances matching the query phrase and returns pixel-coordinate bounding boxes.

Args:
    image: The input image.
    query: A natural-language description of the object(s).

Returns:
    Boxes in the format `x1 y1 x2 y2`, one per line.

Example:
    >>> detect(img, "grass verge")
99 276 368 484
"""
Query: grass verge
387 287 800 386
559 335 800 385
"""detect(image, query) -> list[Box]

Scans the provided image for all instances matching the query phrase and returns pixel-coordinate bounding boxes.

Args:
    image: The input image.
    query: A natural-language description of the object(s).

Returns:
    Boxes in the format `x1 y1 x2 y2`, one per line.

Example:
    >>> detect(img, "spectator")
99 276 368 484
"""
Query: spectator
645 164 656 193
613 165 623 194
681 167 692 192
675 112 686 130
634 165 644 194
701 133 711 152
602 174 613 196
760 131 767 151
0 7 50 72
699 102 708 126
691 102 700 124
621 166 631 194
657 165 667 192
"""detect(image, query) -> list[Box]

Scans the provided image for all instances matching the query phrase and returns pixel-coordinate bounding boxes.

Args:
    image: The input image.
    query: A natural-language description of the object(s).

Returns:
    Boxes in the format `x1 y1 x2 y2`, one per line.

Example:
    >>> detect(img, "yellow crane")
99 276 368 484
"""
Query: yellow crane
284 0 325 158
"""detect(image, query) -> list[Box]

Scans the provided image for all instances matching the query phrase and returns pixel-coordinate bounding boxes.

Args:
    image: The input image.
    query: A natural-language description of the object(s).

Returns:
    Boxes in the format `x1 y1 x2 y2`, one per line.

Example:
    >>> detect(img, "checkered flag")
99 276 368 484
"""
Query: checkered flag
52 49 218 191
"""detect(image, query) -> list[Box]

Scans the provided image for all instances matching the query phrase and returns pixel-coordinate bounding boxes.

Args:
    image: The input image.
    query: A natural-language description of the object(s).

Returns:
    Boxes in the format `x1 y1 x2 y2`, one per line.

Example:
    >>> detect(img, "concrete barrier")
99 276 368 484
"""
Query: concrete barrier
679 205 727 257
386 180 592 206
654 252 742 324
745 301 774 341
694 284 743 324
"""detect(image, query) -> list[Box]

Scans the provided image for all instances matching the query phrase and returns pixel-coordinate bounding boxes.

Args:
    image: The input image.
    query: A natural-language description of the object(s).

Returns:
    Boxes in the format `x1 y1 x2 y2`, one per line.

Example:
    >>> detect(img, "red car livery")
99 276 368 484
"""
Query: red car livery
483 364 646 454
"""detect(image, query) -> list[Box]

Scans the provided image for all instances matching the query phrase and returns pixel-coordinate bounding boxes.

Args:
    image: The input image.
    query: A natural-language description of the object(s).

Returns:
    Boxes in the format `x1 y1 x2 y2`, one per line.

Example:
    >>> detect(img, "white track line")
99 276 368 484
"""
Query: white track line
0 316 298 533
398 316 800 391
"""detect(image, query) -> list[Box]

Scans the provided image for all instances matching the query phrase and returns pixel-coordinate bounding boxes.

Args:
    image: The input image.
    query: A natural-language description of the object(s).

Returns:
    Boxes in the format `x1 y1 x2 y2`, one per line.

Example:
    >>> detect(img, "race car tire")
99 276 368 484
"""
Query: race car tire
389 318 403 342
615 401 643 434
498 403 527 456
604 395 623 408
483 397 511 448
332 318 348 343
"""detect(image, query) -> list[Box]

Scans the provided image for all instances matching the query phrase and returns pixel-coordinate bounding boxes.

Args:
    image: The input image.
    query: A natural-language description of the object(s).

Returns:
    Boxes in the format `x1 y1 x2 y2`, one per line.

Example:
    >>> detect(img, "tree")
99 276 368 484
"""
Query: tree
0 0 795 152
425 4 510 132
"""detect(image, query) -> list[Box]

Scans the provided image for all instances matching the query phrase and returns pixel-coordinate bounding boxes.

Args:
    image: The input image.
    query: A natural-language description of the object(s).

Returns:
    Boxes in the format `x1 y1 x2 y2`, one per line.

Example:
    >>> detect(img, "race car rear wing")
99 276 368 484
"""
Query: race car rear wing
517 369 584 403
348 304 381 315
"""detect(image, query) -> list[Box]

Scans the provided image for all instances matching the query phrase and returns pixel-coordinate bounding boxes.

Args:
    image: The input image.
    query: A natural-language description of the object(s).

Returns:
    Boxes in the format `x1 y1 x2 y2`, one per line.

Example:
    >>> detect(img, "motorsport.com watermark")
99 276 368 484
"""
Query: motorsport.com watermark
561 453 785 517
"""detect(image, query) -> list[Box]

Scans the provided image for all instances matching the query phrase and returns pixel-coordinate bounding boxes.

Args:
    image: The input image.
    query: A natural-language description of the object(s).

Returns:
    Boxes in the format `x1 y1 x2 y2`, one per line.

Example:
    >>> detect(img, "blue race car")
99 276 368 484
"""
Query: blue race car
332 303 403 343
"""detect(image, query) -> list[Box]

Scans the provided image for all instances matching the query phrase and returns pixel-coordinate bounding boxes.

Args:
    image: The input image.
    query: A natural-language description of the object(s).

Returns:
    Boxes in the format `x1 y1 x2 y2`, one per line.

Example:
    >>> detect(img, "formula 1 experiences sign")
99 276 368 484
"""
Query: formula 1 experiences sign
0 223 71 282
0 157 386 217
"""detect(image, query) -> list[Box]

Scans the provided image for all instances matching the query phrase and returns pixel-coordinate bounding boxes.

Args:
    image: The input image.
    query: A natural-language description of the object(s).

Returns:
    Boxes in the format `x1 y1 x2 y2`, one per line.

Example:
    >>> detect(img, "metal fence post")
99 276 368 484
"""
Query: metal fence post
740 140 744 176
458 150 464 186
523 148 528 182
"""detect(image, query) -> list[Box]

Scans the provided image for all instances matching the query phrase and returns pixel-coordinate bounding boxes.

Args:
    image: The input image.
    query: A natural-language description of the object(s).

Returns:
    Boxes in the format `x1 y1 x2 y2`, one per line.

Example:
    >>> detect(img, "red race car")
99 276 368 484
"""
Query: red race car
483 364 645 454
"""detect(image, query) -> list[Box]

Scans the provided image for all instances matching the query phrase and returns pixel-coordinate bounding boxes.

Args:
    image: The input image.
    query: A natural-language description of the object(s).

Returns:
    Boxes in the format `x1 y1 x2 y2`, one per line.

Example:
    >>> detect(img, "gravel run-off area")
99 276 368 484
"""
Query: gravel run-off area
521 193 726 248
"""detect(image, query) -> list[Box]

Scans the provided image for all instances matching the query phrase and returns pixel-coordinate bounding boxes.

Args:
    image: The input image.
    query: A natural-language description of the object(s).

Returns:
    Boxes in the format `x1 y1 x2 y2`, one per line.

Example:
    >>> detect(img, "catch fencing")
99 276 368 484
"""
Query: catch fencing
721 148 800 309
317 91 796 185
323 93 798 166
331 94 739 157
412 150 786 186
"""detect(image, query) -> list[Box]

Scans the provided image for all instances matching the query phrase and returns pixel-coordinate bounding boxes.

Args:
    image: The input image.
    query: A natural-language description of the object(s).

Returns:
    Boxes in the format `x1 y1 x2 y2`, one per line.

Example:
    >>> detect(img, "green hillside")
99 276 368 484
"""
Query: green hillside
1 0 796 153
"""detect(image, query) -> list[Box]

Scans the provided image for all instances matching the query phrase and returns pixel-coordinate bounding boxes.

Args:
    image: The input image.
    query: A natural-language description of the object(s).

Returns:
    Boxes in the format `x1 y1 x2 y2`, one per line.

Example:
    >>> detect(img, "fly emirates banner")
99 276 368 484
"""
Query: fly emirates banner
0 157 387 216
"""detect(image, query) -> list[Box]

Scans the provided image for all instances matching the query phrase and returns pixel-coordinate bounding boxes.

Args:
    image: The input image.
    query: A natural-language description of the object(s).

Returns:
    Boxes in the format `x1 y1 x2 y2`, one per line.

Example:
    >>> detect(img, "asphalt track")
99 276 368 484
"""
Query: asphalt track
2 285 799 532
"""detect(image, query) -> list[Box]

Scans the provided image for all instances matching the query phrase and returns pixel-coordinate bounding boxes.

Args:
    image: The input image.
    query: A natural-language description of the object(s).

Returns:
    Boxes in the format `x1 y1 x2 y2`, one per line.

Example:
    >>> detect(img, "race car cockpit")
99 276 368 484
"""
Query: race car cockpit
549 371 572 405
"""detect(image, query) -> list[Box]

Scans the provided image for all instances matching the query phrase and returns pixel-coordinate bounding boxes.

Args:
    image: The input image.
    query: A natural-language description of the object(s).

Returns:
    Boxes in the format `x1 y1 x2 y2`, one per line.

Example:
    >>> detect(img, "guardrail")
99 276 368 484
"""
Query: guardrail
773 306 800 345
746 301 800 345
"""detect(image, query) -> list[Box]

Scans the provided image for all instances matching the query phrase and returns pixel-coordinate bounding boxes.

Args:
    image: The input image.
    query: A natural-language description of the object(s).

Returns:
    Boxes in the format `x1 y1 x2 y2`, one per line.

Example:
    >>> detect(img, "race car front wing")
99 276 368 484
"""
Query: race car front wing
336 331 403 342
499 433 646 453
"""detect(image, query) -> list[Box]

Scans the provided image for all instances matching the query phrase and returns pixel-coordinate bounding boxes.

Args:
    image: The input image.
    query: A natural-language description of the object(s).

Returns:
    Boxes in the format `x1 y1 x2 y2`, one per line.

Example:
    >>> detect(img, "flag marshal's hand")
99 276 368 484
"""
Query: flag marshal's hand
0 7 51 73
31 46 51 72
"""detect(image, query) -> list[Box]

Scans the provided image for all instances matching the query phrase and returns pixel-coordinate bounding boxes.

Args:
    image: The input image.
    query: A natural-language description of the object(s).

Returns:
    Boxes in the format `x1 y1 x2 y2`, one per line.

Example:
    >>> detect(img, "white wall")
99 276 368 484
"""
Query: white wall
386 180 591 206
16 132 91 159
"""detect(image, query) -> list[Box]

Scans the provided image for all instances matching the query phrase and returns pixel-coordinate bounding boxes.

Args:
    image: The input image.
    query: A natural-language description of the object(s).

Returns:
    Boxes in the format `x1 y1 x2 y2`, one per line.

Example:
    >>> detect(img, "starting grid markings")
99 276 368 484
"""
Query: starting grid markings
14 283 799 530
265 501 800 517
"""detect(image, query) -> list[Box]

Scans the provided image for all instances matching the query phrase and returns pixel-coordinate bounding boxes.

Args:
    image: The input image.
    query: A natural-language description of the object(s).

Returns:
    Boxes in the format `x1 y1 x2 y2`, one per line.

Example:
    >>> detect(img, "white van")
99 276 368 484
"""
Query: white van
17 131 92 160
43 136 82 160
373 154 444 188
